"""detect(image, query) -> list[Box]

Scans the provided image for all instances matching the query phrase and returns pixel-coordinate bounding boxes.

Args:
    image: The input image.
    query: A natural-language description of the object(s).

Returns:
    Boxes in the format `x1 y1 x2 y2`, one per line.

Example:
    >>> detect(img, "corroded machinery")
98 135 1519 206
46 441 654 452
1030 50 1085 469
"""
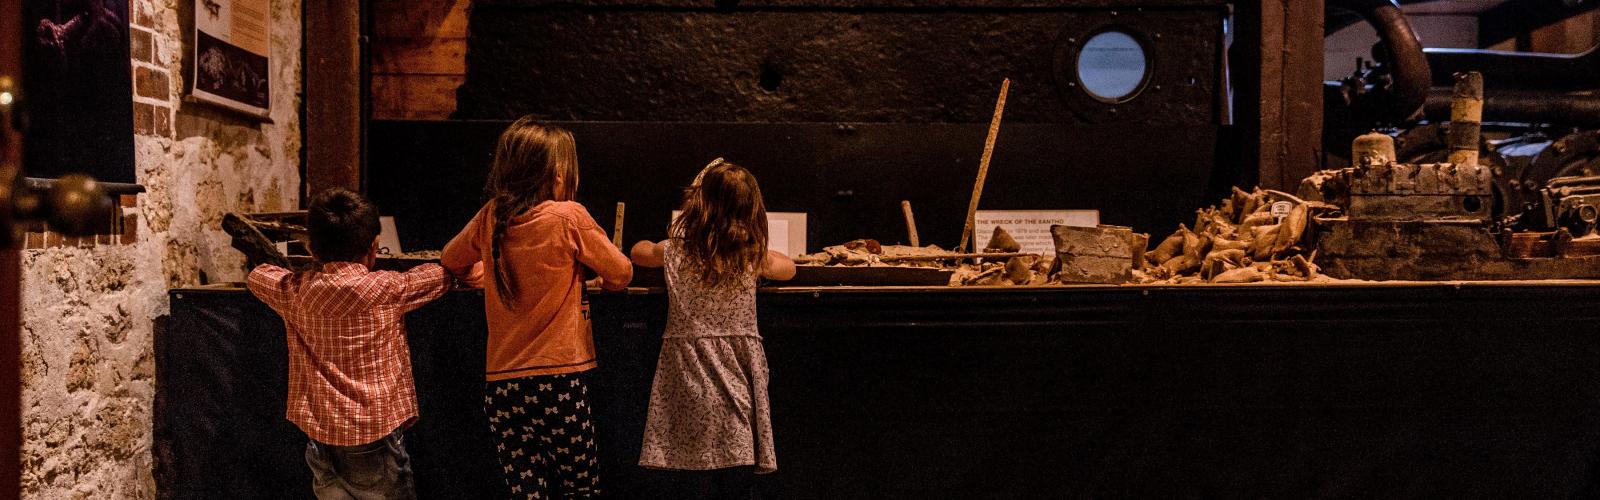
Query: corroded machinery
1305 74 1600 280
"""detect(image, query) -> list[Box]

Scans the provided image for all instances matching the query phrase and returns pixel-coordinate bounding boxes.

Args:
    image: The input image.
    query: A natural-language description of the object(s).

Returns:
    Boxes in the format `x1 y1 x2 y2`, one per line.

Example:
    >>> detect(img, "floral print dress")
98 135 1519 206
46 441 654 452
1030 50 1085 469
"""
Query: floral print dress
638 239 776 473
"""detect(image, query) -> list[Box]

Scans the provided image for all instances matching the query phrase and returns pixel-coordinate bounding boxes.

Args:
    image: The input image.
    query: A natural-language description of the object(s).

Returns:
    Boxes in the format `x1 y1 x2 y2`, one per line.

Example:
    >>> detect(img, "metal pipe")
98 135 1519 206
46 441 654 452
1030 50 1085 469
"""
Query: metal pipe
1327 0 1431 122
1448 72 1483 167
1423 89 1600 127
1548 176 1600 188
24 177 144 196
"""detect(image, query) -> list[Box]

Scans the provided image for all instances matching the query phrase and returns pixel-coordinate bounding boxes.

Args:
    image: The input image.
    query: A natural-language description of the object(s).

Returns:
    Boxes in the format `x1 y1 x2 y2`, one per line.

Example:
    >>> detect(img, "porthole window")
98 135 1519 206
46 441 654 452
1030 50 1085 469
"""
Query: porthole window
1075 30 1149 103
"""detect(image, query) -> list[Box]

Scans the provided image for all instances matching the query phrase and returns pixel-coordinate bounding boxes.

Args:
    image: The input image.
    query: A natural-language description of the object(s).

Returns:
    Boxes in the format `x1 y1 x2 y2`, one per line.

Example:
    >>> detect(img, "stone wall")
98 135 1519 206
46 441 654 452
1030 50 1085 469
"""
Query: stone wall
18 0 302 497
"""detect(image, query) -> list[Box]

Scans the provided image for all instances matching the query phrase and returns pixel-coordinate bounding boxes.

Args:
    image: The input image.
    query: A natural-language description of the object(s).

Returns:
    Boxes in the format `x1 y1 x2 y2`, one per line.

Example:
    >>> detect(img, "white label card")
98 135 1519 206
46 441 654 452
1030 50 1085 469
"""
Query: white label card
1270 201 1292 219
974 210 1100 256
378 216 402 256
671 211 808 257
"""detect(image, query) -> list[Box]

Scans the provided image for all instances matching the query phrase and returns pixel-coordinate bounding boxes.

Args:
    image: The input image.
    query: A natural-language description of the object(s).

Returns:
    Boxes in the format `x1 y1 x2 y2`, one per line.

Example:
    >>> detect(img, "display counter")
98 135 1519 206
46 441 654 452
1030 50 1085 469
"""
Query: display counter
158 283 1600 498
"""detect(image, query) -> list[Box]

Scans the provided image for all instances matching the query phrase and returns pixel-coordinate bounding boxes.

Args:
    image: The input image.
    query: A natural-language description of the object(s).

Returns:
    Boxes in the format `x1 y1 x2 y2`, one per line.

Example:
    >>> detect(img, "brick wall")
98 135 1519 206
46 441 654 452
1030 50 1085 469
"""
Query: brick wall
22 2 172 251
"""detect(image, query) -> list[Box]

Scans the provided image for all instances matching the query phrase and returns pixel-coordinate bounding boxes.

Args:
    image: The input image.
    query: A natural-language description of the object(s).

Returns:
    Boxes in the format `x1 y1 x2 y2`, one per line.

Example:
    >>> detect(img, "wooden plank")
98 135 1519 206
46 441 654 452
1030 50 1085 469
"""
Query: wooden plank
371 37 467 75
371 0 470 38
372 74 464 120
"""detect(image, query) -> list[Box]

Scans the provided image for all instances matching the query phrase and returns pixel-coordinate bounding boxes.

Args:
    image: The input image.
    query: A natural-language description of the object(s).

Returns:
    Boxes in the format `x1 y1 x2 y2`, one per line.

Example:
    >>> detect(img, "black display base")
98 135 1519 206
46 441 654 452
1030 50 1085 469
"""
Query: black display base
159 283 1600 499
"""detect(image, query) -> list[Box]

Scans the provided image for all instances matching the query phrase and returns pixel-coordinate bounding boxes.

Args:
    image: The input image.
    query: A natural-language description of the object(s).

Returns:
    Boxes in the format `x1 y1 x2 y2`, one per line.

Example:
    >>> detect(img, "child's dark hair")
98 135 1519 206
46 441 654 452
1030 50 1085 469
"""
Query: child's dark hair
669 160 768 289
307 188 380 263
485 116 580 308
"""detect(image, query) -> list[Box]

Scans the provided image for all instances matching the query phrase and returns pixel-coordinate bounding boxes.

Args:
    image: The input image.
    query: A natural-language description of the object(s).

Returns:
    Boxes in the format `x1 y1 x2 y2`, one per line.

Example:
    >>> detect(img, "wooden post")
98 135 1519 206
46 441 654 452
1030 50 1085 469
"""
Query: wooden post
304 0 364 197
957 78 1010 253
612 202 625 248
0 0 22 495
1235 0 1323 190
0 247 15 500
900 200 920 247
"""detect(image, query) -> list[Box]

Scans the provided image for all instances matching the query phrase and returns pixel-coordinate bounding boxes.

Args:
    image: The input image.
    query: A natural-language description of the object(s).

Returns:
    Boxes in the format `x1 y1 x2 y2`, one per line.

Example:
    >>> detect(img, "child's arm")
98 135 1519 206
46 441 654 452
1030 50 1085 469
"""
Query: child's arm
569 208 633 291
245 264 294 310
456 261 486 289
440 206 486 277
761 249 797 281
630 240 666 269
395 263 453 313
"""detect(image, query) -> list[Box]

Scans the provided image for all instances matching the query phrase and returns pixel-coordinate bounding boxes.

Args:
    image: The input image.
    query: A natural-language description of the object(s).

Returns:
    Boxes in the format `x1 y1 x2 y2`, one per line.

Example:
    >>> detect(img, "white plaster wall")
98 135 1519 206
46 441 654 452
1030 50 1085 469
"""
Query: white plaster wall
18 0 301 497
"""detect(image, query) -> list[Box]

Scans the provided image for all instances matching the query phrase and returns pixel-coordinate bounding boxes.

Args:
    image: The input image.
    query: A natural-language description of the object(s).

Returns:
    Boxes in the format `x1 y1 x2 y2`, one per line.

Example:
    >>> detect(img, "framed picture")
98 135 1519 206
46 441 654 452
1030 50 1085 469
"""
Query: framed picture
190 0 270 119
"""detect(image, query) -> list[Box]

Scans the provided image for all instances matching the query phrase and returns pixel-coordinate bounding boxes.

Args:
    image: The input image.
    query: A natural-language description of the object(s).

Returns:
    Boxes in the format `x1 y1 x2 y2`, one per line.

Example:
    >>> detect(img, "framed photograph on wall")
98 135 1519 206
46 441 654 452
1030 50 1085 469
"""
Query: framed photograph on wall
23 0 136 183
190 0 270 119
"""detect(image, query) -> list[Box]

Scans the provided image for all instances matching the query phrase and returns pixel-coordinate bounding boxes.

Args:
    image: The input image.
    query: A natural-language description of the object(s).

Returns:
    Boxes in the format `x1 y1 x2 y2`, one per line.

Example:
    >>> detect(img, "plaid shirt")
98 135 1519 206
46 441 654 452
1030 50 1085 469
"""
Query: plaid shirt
247 262 452 446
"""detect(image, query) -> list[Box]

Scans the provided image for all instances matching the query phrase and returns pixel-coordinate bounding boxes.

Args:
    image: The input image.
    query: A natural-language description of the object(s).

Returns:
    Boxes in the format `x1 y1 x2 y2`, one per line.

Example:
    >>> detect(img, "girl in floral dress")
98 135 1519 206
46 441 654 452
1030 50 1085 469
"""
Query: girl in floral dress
631 158 796 498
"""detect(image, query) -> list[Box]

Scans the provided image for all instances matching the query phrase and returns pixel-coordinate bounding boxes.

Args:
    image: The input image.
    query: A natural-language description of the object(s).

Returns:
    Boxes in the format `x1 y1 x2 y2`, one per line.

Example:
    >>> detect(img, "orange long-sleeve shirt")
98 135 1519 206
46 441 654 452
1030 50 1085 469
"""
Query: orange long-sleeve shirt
442 200 633 381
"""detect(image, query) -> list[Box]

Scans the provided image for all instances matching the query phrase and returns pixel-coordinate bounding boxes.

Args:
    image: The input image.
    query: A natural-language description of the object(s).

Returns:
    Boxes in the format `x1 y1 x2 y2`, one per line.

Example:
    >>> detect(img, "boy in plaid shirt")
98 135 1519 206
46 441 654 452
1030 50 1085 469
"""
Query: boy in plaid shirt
248 188 452 499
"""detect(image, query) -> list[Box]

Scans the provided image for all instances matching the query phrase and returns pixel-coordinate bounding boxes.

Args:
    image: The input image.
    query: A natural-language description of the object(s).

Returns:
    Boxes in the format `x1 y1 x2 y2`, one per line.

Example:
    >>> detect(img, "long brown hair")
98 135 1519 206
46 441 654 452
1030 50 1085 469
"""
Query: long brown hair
485 117 580 308
669 159 769 289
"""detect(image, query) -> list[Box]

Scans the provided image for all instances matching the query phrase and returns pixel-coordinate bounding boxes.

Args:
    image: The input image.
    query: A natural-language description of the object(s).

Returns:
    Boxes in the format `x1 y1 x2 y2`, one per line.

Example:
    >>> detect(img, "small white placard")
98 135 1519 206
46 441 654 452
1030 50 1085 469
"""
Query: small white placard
975 210 1099 256
1270 201 1292 219
768 219 789 256
671 211 807 257
378 216 402 256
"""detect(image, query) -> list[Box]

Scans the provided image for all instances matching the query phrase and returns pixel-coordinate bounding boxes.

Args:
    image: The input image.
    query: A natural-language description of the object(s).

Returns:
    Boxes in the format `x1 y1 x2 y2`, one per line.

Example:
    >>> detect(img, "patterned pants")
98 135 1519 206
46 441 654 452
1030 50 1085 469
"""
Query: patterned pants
485 372 601 499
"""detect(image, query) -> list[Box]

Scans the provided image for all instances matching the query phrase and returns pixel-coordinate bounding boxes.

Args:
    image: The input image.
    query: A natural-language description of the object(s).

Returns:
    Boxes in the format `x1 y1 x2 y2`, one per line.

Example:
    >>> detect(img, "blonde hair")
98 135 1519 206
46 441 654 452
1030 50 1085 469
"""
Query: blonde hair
485 117 580 308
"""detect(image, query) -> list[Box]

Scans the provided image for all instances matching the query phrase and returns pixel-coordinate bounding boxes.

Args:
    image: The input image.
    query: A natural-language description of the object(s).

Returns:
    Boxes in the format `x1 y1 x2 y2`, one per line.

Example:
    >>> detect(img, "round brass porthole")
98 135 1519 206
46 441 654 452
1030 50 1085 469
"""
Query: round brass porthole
1075 30 1150 103
1054 23 1157 122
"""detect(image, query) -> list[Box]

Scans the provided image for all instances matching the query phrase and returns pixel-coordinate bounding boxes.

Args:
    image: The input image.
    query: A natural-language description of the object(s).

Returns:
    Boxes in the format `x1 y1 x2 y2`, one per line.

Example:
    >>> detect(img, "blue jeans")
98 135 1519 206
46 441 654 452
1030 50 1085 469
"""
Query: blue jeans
304 430 417 500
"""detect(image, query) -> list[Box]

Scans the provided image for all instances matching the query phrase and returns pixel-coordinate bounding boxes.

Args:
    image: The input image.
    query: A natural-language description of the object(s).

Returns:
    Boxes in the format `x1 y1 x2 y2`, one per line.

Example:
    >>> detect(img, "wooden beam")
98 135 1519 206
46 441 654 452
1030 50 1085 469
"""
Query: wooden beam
0 248 15 500
304 0 364 195
1 0 22 496
1235 0 1324 190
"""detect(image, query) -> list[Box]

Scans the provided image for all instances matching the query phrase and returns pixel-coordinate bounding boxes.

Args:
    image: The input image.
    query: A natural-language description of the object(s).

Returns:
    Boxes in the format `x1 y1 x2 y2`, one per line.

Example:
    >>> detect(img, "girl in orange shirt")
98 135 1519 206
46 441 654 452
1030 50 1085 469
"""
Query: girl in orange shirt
631 159 796 499
442 117 632 498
